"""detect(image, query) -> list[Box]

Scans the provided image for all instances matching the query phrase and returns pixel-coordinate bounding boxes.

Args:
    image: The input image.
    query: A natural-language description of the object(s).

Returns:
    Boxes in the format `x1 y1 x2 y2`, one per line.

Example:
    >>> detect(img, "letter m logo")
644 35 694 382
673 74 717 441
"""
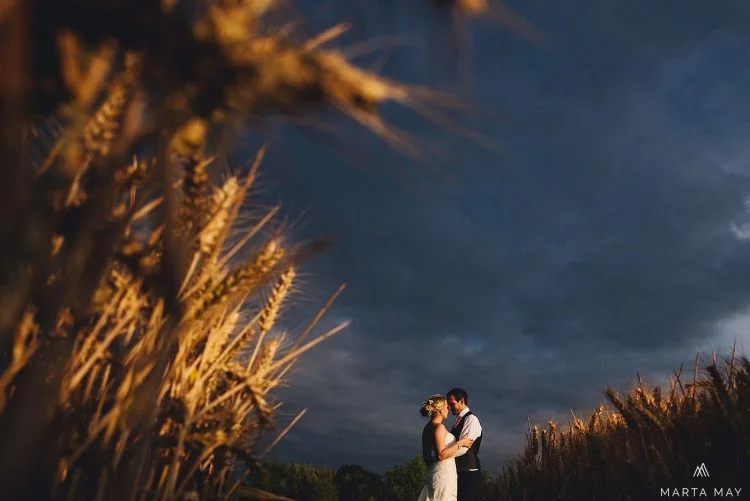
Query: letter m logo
693 463 710 478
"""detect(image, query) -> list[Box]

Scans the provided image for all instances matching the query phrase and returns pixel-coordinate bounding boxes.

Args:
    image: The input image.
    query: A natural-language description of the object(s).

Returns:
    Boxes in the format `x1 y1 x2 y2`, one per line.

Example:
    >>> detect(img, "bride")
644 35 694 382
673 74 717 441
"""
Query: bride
418 394 474 501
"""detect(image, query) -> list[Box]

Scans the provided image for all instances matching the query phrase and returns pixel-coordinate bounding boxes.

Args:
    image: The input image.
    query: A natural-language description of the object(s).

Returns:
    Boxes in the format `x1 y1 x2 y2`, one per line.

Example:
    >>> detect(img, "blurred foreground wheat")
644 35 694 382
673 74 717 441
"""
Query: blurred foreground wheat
1 107 348 500
0 1 414 499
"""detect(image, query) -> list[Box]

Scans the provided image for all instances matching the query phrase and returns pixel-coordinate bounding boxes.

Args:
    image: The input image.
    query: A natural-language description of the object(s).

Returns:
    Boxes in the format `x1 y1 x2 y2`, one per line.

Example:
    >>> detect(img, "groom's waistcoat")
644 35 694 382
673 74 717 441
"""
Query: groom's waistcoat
451 411 482 472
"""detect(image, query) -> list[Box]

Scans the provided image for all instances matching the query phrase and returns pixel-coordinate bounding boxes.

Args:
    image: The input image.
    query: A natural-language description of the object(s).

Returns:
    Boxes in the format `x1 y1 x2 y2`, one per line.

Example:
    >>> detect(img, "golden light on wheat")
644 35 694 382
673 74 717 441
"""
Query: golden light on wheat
16 131 348 500
491 351 750 500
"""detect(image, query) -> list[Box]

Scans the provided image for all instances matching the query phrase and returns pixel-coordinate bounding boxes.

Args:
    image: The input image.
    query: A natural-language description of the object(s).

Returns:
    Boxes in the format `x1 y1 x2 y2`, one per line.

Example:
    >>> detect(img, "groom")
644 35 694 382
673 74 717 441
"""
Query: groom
447 388 483 501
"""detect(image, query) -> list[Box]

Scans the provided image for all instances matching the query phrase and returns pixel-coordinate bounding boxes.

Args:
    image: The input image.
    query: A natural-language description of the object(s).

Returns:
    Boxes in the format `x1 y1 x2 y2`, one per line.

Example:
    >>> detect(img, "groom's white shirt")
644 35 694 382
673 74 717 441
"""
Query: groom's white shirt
454 407 482 471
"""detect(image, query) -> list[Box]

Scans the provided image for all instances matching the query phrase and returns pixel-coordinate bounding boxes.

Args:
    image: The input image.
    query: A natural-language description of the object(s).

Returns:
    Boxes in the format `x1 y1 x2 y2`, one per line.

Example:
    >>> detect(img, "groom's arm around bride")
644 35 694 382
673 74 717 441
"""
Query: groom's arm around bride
447 388 483 501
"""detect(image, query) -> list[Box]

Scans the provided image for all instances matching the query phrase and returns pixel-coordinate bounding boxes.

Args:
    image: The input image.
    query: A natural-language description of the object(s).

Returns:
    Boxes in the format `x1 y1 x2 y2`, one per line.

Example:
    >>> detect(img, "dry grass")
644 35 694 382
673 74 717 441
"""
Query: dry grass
489 351 750 500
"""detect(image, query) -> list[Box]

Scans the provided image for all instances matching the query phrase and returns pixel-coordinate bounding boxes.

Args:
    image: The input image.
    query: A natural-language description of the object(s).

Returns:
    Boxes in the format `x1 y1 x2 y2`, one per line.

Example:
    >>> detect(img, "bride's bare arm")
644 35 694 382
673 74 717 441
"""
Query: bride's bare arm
434 425 473 460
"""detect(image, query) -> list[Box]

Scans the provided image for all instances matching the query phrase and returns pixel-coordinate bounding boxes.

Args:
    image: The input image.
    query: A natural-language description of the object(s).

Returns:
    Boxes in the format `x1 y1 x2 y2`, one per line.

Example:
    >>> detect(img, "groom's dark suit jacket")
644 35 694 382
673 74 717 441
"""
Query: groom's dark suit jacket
451 411 482 472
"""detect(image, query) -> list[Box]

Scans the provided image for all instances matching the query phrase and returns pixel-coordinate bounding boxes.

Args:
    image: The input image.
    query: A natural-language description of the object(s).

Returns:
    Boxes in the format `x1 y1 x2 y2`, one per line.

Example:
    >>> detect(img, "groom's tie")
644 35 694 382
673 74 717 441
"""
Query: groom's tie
453 414 461 429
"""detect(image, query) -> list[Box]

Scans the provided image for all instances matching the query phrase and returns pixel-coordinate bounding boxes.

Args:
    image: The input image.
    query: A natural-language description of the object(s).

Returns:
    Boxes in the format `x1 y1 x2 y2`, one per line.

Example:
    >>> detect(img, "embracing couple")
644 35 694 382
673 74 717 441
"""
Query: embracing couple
418 388 483 501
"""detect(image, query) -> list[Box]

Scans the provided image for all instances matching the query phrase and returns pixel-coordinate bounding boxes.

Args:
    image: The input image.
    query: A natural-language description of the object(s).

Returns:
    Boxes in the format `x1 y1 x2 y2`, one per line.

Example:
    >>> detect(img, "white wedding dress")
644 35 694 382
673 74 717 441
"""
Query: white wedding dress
417 431 458 500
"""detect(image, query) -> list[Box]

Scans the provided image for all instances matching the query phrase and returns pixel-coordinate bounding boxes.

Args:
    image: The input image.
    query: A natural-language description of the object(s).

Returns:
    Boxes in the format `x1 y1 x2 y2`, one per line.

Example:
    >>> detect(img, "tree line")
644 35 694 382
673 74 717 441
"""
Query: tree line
243 456 497 501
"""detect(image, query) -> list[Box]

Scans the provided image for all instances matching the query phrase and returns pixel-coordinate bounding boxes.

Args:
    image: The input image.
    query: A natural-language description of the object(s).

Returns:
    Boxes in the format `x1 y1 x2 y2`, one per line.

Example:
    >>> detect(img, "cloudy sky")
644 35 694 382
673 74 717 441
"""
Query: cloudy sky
241 0 750 474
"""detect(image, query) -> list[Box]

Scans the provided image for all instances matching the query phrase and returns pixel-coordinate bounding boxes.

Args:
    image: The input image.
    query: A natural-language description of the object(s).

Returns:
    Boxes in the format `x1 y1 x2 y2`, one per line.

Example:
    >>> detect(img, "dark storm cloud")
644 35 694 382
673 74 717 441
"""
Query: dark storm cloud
250 0 750 473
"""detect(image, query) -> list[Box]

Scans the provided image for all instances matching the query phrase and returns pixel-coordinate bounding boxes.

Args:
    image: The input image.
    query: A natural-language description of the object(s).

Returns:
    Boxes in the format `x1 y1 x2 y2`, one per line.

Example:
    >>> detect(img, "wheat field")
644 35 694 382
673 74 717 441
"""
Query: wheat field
488 352 750 500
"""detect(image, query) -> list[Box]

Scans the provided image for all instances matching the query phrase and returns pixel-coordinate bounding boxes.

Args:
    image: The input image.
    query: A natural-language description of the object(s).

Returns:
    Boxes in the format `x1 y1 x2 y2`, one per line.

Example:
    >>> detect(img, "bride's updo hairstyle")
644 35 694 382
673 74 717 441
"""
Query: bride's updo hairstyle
420 394 447 417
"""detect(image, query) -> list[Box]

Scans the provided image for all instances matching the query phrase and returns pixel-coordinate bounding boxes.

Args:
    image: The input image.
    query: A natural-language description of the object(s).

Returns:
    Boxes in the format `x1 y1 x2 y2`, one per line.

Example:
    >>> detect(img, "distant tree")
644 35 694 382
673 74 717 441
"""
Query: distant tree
334 464 383 501
481 468 498 501
382 456 428 501
250 461 339 501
